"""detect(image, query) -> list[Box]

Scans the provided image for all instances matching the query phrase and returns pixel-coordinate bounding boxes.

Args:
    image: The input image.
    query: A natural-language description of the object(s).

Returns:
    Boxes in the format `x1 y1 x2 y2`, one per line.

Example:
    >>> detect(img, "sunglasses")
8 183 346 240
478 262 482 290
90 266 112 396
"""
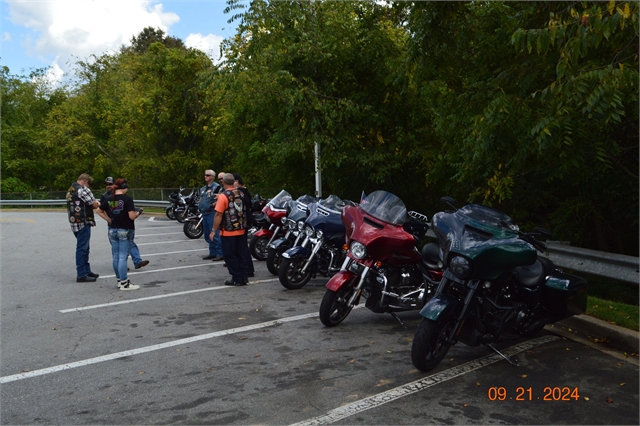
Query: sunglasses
205 174 212 177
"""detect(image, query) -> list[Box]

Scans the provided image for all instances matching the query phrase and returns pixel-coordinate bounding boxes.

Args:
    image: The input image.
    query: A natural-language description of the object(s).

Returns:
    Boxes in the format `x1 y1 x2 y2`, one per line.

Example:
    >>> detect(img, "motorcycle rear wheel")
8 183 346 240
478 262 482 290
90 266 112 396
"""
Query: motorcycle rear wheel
166 207 176 220
249 234 270 261
266 247 283 275
184 221 203 239
411 318 454 372
319 287 355 327
278 257 312 289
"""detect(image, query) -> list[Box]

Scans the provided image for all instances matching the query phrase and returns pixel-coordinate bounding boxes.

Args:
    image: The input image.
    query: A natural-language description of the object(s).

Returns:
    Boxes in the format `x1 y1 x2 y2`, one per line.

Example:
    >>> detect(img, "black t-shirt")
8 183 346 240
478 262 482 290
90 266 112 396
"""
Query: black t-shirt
100 194 135 230
237 187 255 227
100 191 113 218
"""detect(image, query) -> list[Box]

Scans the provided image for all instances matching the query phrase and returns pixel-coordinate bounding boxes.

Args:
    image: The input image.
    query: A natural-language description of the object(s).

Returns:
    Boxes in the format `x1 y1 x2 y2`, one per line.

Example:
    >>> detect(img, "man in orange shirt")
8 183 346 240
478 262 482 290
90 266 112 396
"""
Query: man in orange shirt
211 173 249 286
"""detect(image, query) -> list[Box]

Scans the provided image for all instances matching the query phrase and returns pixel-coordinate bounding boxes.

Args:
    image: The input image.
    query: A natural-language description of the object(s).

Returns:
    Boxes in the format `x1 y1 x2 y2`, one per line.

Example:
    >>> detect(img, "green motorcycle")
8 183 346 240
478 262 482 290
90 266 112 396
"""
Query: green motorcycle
411 197 588 372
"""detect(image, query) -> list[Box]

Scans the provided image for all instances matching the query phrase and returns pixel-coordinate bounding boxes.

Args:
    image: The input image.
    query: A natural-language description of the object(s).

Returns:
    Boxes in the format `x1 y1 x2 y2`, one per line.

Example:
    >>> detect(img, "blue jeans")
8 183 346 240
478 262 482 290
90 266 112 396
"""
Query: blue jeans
108 228 134 281
202 213 223 257
108 226 141 265
221 234 249 283
73 225 92 278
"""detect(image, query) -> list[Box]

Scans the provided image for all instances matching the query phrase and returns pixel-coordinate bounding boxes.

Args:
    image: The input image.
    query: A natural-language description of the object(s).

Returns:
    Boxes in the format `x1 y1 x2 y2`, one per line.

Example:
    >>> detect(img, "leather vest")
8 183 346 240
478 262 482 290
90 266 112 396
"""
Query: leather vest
66 182 94 224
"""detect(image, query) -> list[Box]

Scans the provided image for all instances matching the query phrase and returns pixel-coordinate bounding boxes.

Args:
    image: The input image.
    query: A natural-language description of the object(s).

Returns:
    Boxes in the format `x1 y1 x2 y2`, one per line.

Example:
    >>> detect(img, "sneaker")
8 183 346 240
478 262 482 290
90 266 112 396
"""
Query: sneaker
135 260 150 269
116 279 121 288
118 280 140 291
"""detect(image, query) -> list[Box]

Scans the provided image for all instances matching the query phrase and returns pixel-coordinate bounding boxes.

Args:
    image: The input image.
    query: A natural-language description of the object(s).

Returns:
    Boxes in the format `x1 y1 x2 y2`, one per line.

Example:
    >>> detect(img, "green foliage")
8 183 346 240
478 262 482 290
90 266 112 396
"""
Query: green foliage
0 2 636 256
0 177 33 193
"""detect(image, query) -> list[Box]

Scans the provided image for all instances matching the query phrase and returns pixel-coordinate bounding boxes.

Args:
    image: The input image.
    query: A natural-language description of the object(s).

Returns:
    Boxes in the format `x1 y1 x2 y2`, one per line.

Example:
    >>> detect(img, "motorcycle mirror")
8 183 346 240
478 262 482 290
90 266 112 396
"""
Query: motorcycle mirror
533 227 552 239
440 196 457 210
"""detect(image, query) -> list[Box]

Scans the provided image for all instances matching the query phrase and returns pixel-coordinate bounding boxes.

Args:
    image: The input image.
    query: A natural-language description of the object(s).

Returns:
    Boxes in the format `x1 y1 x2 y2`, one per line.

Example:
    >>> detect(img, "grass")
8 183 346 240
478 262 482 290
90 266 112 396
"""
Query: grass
585 296 639 331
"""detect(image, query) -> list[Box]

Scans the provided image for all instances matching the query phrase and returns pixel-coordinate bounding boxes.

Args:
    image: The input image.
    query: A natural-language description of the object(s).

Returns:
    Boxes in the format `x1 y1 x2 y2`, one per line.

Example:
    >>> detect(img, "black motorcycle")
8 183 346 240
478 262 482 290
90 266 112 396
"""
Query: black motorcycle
175 188 199 224
411 197 589 372
278 195 350 290
266 194 316 275
165 187 185 220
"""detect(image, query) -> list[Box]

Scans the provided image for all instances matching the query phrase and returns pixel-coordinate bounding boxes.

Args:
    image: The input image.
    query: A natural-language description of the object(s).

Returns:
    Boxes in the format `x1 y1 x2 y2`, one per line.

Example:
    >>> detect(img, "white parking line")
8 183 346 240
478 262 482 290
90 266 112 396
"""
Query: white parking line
60 279 280 313
138 248 205 257
99 262 221 278
134 240 199 246
290 335 559 426
0 310 320 384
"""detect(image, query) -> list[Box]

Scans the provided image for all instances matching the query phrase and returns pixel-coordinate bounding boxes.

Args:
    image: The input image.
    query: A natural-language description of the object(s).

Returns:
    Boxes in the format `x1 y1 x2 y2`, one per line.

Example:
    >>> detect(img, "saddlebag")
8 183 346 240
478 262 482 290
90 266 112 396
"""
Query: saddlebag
544 271 588 319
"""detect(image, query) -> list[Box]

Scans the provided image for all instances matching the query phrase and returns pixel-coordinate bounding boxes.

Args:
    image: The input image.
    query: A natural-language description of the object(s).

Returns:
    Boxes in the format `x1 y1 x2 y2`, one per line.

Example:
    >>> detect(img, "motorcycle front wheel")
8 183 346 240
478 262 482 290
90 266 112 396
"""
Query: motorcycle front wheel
319 286 355 327
278 257 312 289
411 318 454 372
266 247 283 275
166 207 176 220
249 234 270 261
175 210 187 223
183 221 203 239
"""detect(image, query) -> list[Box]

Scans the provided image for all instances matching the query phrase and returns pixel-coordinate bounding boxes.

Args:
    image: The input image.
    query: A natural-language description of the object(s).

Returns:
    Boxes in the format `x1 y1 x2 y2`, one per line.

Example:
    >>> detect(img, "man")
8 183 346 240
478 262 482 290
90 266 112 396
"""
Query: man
233 173 255 277
199 169 224 261
97 177 149 270
211 173 249 286
66 173 100 282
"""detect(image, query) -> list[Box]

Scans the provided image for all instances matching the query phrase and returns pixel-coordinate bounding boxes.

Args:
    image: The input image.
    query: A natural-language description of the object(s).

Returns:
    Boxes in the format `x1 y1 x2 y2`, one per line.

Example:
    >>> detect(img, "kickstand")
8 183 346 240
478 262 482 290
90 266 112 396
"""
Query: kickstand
390 312 406 328
485 343 519 366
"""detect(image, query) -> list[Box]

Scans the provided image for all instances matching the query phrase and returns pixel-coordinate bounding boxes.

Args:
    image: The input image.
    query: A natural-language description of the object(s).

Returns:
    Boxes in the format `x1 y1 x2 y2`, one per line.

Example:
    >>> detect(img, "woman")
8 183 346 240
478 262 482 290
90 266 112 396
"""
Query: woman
97 178 143 290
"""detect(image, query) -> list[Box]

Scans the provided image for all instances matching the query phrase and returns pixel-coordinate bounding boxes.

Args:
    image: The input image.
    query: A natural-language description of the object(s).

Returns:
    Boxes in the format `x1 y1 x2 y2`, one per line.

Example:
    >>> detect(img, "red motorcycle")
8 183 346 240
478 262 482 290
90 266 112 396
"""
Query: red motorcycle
319 190 443 327
249 190 291 260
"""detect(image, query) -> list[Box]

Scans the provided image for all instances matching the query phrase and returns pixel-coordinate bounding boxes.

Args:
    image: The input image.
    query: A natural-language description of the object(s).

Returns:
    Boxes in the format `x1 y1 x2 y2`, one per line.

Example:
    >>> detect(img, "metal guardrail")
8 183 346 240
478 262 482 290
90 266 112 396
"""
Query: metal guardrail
2 199 638 285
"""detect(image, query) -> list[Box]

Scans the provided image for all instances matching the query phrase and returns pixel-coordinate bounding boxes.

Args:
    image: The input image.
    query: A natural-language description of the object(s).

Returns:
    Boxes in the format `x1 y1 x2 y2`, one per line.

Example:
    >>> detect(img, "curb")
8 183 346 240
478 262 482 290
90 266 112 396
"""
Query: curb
556 314 639 353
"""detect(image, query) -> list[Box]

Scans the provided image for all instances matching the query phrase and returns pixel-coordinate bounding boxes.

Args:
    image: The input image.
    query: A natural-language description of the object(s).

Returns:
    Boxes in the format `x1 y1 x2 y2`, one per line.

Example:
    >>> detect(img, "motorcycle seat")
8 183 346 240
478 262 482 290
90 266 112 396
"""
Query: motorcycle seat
513 257 555 288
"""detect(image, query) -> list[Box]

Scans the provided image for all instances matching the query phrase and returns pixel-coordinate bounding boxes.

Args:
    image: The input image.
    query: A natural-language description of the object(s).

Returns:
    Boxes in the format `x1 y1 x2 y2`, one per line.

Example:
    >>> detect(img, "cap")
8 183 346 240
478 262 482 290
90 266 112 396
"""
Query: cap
105 177 114 184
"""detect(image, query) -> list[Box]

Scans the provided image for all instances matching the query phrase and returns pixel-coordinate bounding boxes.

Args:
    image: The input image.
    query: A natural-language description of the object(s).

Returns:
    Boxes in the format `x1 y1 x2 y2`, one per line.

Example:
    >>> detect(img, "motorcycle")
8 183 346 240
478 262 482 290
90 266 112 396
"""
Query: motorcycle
183 213 204 239
318 190 443 327
266 194 316 275
410 197 588 372
247 194 270 241
278 194 350 290
249 190 292 261
165 187 185 220
175 188 199 224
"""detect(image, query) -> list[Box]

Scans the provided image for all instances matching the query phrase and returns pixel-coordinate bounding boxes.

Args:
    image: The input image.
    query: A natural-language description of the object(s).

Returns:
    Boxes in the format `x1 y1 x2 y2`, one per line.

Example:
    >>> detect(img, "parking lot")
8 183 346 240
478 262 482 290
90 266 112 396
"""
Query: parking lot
1 211 638 425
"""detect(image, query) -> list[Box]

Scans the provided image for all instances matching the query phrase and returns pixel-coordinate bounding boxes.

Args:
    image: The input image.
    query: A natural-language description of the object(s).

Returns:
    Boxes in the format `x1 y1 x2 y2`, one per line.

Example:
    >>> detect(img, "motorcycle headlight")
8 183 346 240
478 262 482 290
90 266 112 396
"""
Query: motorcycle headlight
449 256 472 279
350 241 367 259
315 230 323 239
297 221 305 231
305 227 315 237
281 217 287 225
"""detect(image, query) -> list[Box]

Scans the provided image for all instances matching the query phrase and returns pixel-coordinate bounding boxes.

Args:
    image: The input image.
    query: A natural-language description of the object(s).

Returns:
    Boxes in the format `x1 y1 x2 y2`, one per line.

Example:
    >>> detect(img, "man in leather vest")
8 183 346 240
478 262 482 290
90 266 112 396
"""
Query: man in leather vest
199 169 224 261
66 173 100 282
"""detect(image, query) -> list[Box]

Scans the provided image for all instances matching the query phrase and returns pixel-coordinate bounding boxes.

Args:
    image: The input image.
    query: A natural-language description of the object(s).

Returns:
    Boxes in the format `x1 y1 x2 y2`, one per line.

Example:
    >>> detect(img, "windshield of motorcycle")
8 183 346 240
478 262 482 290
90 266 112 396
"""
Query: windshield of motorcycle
268 190 293 209
318 194 346 214
360 190 407 225
455 204 519 235
296 195 316 212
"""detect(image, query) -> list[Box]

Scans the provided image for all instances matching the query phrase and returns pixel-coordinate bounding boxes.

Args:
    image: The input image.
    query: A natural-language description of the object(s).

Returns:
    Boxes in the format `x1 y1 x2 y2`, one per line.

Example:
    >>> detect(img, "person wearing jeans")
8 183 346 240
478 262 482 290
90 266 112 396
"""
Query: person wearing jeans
98 177 149 270
66 173 101 282
97 178 144 290
199 169 223 261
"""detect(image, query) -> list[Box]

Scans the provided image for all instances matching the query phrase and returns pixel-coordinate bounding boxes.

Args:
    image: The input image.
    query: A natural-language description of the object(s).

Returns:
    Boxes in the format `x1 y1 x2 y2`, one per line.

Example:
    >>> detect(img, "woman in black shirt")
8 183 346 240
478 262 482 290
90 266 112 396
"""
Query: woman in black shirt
98 178 143 290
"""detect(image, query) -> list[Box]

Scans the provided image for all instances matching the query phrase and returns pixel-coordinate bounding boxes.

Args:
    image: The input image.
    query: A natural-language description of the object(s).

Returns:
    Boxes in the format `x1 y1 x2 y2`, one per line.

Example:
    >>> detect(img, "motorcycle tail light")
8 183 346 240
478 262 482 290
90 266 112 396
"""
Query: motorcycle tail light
350 241 367 259
449 256 472 279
